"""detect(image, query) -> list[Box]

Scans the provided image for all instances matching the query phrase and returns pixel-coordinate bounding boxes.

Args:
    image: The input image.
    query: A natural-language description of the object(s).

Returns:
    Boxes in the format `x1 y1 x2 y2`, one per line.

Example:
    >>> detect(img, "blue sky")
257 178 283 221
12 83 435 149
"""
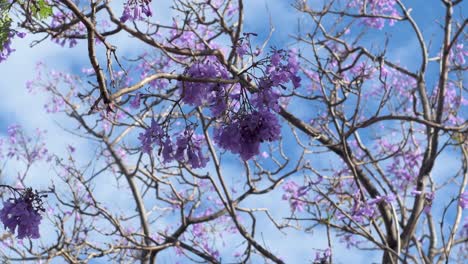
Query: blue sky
0 0 466 263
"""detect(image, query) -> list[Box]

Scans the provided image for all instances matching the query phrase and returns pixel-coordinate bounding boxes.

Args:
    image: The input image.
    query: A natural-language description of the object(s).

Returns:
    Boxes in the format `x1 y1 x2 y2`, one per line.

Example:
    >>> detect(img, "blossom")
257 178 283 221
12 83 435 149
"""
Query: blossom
460 191 468 209
411 191 435 213
120 0 153 22
174 130 209 169
235 41 249 57
451 43 467 65
129 93 141 109
314 248 331 264
0 31 26 63
347 0 399 29
251 81 281 111
0 197 42 239
139 121 174 163
139 121 209 168
282 181 308 212
179 58 231 116
138 119 164 154
265 49 301 88
50 12 85 48
214 109 281 160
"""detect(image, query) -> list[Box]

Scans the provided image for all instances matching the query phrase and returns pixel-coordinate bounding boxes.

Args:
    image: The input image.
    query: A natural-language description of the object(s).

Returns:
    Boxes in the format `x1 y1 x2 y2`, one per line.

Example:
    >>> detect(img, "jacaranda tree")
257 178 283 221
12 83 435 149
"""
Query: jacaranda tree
0 0 466 263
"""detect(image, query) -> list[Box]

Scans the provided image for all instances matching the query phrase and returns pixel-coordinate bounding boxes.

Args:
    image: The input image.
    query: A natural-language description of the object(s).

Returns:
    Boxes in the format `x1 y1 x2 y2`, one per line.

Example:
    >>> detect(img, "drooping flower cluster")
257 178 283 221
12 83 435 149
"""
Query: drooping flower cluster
129 93 141 109
50 12 86 48
251 49 301 111
138 120 209 168
120 0 153 22
138 118 165 154
269 49 301 88
0 188 44 239
179 58 233 117
140 45 301 163
450 44 467 65
282 181 309 212
347 0 400 29
173 131 209 169
214 109 281 160
314 248 331 264
0 31 26 63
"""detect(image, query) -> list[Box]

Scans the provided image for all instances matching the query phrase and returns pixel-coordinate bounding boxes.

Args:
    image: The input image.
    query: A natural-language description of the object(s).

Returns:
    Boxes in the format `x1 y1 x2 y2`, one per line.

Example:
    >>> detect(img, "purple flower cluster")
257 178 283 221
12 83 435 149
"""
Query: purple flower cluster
138 118 166 154
380 139 422 187
0 190 44 239
349 200 377 223
4 125 51 163
267 49 301 88
136 54 171 90
120 0 153 22
139 120 209 168
210 0 238 17
0 31 26 63
339 234 360 249
50 12 86 48
314 248 331 264
129 93 141 109
251 49 301 111
451 44 467 65
367 194 395 205
430 83 467 126
335 190 380 223
179 58 232 117
173 130 209 169
459 191 468 209
214 109 281 160
282 181 308 212
411 190 435 213
347 0 399 29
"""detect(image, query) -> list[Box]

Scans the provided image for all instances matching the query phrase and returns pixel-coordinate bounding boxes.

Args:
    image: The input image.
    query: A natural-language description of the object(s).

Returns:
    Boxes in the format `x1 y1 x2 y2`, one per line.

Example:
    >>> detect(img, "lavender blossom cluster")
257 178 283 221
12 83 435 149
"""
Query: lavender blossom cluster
139 49 301 164
0 189 44 239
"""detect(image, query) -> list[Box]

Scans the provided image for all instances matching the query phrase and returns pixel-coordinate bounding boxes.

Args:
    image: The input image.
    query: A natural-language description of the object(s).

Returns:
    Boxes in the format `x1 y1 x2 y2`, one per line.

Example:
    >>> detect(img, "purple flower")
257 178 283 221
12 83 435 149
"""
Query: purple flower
179 58 231 116
129 93 141 109
236 41 249 57
0 197 42 239
314 248 331 263
424 192 435 213
215 109 281 160
271 51 282 66
120 0 153 22
454 44 467 65
0 32 17 63
174 130 209 169
252 83 281 111
368 194 395 205
282 181 309 212
348 0 399 29
410 190 437 213
139 122 209 168
261 49 301 90
138 119 164 154
460 191 468 209
50 13 85 48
